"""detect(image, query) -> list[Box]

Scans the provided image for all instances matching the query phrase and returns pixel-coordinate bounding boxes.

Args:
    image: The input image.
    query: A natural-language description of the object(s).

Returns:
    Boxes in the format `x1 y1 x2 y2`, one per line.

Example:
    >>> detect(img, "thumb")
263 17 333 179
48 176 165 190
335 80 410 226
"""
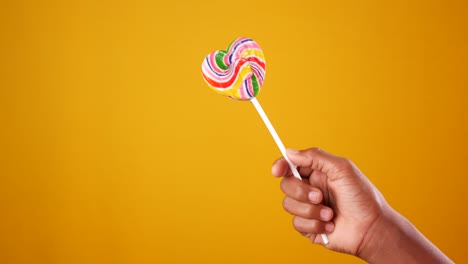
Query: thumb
286 148 350 180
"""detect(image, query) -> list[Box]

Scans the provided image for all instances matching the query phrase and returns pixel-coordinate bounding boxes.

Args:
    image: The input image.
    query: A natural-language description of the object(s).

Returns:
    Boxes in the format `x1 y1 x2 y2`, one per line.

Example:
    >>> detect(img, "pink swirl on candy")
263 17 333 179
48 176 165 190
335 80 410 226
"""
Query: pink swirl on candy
201 37 266 100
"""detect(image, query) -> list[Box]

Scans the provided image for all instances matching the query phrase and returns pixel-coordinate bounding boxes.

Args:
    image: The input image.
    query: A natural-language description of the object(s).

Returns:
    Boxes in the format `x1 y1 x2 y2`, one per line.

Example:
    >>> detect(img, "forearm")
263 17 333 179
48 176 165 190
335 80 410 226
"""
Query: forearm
359 207 453 264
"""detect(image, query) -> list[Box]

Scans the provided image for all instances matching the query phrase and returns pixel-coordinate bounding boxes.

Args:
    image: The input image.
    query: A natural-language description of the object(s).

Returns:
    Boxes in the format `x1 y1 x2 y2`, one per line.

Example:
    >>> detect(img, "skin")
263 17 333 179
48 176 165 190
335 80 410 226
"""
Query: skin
272 148 453 263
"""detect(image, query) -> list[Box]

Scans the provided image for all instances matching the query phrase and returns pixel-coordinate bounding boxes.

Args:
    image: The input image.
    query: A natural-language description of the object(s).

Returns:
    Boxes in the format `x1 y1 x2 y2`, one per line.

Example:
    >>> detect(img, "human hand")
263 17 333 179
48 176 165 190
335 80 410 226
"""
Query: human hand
272 148 389 256
273 147 453 263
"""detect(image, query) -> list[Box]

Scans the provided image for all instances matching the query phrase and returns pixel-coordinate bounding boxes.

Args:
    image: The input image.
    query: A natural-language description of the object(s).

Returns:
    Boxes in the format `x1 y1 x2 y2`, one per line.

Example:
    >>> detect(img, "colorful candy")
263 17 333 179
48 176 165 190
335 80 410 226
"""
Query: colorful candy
201 37 266 100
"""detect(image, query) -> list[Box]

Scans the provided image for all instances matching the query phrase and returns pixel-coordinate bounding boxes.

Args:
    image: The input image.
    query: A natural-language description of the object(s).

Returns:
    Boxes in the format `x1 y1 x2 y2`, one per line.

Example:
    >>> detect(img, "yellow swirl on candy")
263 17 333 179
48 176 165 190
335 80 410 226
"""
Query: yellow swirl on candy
201 37 266 100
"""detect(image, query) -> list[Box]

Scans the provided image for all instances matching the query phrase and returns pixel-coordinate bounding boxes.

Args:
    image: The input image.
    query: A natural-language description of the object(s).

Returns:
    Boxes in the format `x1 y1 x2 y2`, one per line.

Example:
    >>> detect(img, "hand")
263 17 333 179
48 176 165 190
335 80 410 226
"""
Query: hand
272 148 453 263
272 148 387 256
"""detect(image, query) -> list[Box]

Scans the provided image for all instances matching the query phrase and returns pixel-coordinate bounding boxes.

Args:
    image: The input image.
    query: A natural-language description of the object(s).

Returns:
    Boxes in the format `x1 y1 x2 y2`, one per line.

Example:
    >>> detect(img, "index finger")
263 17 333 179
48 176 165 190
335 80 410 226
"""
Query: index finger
272 157 292 177
272 156 315 178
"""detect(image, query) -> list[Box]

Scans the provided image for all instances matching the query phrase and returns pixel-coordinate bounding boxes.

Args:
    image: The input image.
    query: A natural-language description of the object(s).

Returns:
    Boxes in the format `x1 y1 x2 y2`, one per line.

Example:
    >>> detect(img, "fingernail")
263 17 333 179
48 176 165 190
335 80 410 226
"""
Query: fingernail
320 209 332 220
308 191 320 203
286 148 299 155
325 222 335 232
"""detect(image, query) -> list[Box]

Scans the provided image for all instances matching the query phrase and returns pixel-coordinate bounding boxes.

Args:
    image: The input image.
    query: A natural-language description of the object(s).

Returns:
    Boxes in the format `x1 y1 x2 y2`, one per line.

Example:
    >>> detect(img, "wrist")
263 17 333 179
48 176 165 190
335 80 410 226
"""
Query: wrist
356 205 401 263
357 206 453 264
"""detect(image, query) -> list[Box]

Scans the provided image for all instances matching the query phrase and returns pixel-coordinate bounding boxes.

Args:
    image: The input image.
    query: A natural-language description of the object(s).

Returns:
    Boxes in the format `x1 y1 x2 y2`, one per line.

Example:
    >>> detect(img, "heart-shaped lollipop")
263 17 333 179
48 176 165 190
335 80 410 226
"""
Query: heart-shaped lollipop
201 37 266 100
201 37 330 245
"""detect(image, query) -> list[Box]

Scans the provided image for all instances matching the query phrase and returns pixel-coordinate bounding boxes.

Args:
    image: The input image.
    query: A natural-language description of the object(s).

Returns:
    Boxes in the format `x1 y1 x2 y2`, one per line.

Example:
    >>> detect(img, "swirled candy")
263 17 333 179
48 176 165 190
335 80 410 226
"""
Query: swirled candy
201 37 266 100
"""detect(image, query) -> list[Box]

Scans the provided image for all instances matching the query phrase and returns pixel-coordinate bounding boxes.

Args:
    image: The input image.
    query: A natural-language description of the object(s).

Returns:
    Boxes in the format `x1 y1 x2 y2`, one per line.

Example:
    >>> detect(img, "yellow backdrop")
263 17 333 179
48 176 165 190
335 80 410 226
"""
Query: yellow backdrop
1 0 467 263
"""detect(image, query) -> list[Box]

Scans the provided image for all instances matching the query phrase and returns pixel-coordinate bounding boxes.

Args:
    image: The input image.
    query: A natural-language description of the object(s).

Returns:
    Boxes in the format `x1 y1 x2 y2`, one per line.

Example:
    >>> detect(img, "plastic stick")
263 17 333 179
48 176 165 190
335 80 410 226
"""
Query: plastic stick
250 97 330 245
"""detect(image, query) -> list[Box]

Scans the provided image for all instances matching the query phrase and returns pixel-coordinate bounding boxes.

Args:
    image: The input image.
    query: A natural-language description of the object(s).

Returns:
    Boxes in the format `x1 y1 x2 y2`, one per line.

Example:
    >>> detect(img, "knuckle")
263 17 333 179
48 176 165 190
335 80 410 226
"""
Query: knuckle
282 177 307 201
307 147 322 158
337 157 353 171
293 217 321 233
309 147 321 153
282 197 296 215
303 147 321 168
282 196 290 210
292 217 301 230
294 184 305 199
304 205 315 218
280 177 288 193
309 220 320 232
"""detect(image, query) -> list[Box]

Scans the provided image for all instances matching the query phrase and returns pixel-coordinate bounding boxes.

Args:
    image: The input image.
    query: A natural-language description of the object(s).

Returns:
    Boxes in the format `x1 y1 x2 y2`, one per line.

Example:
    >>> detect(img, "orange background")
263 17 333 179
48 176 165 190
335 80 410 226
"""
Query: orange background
1 0 467 263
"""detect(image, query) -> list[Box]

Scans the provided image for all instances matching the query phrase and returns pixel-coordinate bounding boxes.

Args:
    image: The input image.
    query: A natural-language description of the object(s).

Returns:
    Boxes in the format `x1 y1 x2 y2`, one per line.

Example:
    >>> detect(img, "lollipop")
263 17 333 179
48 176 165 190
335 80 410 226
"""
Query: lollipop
201 37 265 100
202 37 329 244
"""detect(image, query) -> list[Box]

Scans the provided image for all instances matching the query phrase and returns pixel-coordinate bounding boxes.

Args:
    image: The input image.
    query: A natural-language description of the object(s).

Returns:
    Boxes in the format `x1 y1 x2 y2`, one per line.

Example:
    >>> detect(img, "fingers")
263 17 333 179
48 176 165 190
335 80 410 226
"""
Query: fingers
293 216 335 234
280 176 323 203
274 148 343 241
271 157 291 177
286 148 352 180
283 196 334 221
272 157 313 178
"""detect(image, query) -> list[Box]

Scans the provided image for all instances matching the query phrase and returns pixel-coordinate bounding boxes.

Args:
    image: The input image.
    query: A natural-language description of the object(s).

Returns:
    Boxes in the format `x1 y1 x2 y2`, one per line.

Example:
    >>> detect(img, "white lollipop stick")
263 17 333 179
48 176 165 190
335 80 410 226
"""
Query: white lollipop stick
250 97 330 245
